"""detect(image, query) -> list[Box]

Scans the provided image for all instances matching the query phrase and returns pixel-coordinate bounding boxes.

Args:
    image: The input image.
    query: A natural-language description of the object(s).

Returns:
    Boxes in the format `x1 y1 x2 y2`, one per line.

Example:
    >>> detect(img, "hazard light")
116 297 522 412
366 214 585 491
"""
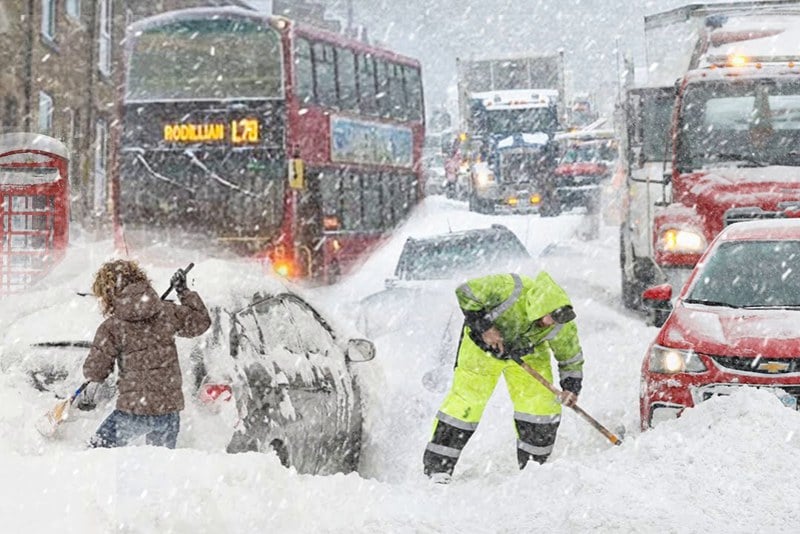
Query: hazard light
728 54 748 67
529 193 541 205
273 258 295 278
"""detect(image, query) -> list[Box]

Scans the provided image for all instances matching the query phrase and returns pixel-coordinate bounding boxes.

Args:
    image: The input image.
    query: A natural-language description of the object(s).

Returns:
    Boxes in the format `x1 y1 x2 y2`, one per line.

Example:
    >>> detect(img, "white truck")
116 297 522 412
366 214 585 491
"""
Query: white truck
456 54 565 214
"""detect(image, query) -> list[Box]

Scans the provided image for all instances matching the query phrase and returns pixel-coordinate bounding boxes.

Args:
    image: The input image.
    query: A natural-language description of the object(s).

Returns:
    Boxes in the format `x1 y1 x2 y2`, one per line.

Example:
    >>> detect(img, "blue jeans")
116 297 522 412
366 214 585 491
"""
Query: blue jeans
89 410 180 449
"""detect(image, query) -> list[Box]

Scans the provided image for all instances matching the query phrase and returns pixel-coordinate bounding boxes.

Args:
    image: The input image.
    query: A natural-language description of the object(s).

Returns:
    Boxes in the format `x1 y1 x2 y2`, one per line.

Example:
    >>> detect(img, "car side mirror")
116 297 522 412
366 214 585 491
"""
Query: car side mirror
346 338 376 362
642 284 673 327
385 277 398 289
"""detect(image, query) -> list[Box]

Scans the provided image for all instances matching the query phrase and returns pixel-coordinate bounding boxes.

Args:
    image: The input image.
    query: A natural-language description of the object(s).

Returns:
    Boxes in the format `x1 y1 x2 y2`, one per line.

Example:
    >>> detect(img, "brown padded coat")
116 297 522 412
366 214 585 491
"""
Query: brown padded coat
83 282 211 415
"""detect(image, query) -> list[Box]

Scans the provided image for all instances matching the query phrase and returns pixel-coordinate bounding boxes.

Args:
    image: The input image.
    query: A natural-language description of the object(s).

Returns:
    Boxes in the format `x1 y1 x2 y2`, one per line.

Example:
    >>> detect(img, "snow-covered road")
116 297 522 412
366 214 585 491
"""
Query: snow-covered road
2 196 799 533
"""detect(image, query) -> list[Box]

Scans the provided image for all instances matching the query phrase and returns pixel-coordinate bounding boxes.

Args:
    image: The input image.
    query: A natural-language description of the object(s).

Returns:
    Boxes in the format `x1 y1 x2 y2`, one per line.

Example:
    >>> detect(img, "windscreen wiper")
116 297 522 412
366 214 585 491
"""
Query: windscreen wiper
739 304 800 310
683 298 741 308
712 153 767 167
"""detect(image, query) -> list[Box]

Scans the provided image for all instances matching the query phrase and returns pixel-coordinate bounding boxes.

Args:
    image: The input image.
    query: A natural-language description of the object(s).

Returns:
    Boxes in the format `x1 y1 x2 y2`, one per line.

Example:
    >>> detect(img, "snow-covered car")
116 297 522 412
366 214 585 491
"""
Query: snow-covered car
1 260 376 475
358 224 533 351
639 218 800 430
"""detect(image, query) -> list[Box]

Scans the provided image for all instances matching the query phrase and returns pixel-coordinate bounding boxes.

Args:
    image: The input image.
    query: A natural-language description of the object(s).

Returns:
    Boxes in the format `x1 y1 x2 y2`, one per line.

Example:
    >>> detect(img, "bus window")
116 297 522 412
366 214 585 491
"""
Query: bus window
313 42 337 107
336 48 358 112
402 173 417 216
127 18 282 101
320 170 342 220
363 176 382 230
295 38 314 105
357 53 378 115
341 173 362 230
389 63 407 120
381 174 395 226
405 66 423 121
376 60 392 118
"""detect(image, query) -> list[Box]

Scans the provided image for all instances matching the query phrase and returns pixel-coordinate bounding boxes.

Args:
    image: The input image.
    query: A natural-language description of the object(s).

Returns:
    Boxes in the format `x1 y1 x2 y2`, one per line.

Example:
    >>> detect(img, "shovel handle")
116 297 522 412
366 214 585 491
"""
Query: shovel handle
512 356 622 446
161 263 194 300
70 381 91 402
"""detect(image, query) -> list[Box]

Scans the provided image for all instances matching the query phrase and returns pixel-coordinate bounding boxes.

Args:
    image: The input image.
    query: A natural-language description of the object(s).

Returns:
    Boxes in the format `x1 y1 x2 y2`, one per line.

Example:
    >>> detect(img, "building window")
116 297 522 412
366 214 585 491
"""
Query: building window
98 0 111 75
2 96 17 130
66 0 80 20
0 4 10 33
38 92 53 134
93 120 108 214
41 0 56 40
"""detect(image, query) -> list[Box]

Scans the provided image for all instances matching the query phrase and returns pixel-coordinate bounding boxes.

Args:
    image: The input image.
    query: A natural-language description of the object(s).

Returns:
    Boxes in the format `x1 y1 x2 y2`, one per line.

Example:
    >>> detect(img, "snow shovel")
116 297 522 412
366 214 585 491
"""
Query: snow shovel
35 381 91 437
510 355 623 446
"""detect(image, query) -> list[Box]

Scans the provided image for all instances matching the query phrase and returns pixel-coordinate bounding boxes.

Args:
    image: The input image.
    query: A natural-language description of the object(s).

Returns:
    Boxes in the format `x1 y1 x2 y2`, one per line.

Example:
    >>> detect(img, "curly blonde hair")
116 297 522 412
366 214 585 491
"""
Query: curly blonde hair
92 259 150 316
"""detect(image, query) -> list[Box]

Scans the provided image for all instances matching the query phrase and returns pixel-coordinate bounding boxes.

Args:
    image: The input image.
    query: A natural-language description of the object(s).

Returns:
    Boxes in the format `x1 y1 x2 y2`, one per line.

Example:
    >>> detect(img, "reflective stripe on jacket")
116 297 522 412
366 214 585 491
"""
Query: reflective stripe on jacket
455 271 583 380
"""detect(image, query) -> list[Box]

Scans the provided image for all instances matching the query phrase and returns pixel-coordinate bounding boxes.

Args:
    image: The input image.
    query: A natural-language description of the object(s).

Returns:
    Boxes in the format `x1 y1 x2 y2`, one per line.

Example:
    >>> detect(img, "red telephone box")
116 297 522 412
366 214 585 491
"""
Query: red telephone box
0 133 70 295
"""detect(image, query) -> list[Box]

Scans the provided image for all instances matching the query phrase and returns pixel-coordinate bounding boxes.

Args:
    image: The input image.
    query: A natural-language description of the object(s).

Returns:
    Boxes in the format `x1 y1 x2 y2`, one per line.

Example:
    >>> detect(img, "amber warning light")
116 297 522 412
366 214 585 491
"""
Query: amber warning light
163 118 260 144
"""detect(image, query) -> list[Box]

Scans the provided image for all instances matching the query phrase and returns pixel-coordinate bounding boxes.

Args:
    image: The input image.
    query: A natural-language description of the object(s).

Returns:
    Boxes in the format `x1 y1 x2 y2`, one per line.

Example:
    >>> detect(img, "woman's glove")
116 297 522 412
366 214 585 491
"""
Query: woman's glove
170 268 188 295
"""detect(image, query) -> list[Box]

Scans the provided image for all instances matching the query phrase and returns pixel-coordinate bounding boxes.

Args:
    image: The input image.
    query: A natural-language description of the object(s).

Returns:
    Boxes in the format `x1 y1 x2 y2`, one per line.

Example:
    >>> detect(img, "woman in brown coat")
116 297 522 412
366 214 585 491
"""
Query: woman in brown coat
83 260 211 448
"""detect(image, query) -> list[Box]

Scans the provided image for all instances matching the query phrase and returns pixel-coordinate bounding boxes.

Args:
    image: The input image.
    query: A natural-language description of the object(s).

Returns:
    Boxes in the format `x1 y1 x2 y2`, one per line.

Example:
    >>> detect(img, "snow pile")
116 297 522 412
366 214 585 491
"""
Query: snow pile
2 197 800 532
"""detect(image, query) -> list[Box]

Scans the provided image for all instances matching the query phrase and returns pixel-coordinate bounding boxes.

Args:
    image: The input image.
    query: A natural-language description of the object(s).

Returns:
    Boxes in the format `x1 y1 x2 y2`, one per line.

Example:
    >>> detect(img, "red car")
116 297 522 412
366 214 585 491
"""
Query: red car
640 217 800 430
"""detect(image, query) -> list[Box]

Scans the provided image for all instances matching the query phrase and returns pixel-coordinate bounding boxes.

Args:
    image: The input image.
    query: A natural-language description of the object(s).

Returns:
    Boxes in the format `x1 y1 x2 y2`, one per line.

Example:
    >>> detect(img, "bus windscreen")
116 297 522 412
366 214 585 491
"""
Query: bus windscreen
126 18 283 101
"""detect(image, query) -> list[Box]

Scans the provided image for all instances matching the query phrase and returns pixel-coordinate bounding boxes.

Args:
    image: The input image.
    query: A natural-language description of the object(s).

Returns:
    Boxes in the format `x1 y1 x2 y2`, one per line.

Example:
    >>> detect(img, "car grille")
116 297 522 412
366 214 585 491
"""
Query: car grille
696 384 800 406
710 355 800 374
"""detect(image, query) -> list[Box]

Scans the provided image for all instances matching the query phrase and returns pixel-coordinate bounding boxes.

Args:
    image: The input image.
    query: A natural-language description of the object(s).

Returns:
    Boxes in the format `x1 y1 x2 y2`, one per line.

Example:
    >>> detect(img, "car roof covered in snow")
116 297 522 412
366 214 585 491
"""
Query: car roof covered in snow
718 217 800 242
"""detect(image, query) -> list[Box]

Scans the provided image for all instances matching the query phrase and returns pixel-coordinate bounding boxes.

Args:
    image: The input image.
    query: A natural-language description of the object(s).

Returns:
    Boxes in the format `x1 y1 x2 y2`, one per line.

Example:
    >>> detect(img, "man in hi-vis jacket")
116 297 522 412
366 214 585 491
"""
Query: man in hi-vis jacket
423 271 584 483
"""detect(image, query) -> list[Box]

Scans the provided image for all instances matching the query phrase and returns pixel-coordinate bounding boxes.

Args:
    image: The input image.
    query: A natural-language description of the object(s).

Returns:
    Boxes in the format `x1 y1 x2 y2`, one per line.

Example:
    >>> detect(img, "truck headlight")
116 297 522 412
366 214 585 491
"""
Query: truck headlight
474 169 495 188
658 228 706 253
648 345 707 374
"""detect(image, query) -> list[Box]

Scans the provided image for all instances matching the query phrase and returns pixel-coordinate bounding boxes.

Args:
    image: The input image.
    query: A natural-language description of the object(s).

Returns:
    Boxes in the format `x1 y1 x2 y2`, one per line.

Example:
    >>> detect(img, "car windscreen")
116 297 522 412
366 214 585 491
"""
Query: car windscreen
686 240 800 308
396 232 530 280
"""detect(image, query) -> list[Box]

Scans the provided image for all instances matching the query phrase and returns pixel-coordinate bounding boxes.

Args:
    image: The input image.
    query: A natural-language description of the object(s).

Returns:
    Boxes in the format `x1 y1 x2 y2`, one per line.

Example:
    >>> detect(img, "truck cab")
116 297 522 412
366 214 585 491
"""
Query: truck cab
620 2 800 311
656 59 800 290
463 89 560 214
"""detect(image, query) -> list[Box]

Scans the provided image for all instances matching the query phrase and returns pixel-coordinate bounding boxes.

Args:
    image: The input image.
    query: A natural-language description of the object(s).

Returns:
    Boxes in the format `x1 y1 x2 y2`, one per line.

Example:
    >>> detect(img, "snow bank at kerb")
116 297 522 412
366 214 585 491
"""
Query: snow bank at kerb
2 388 799 533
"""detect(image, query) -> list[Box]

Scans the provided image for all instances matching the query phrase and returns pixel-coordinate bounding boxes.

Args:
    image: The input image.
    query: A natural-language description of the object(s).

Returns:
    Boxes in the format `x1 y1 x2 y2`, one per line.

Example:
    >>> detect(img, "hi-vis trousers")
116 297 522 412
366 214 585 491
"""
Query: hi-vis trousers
423 329 562 476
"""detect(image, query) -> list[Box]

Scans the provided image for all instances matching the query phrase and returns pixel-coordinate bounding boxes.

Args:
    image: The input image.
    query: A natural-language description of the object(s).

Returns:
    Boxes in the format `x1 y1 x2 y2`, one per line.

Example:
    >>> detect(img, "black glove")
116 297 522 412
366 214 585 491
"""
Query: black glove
170 268 188 295
560 377 583 396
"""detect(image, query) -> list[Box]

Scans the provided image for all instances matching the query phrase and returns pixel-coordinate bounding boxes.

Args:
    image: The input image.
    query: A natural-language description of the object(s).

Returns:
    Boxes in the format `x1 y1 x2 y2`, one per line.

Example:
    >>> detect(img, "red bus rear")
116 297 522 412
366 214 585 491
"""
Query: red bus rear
113 7 425 283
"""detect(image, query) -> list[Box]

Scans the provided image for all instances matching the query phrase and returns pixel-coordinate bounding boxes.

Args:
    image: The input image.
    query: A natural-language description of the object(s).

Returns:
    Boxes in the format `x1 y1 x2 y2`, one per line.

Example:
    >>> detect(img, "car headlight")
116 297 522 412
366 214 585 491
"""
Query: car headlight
474 169 495 188
658 228 706 253
648 344 707 374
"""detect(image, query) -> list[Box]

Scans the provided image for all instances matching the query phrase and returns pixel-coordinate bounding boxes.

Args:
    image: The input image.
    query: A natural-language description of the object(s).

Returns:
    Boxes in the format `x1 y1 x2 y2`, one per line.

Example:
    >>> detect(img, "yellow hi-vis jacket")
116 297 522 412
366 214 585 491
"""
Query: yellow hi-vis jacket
455 271 584 386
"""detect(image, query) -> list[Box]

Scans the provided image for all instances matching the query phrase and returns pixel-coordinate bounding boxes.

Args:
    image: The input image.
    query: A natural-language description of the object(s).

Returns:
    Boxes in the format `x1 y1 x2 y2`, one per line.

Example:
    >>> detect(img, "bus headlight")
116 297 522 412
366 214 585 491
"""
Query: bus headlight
658 228 706 253
648 345 707 374
530 193 541 205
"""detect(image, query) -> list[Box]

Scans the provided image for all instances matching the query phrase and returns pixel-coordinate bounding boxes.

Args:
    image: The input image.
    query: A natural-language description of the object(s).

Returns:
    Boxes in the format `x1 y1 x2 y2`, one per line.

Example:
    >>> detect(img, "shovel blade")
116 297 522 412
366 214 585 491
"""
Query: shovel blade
35 399 70 438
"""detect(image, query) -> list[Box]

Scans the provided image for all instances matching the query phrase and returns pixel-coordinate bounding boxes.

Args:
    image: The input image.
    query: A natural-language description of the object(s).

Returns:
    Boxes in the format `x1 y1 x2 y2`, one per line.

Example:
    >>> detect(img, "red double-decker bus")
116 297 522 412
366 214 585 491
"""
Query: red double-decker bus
113 7 425 282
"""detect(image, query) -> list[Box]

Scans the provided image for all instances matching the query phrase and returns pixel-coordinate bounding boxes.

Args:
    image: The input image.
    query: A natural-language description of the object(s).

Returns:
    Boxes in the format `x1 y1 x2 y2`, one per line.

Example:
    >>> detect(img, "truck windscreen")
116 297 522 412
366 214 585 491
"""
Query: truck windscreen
470 104 557 136
126 18 283 101
678 79 800 171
